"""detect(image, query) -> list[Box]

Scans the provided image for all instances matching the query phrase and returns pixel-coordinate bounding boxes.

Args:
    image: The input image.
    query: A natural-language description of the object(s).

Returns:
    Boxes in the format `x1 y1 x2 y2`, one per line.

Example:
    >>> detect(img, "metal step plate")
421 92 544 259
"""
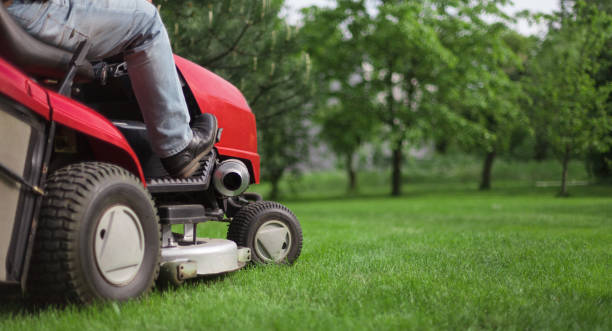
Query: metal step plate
146 150 216 193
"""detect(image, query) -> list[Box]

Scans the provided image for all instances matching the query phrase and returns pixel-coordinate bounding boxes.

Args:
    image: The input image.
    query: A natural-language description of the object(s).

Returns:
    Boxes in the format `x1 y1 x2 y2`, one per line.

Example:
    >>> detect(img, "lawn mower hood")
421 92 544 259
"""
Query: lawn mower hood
174 55 260 183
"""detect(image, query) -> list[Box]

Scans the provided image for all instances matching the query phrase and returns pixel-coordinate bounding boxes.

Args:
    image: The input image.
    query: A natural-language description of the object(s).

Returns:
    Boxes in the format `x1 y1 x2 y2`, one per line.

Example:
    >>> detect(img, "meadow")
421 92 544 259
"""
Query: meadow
0 157 610 330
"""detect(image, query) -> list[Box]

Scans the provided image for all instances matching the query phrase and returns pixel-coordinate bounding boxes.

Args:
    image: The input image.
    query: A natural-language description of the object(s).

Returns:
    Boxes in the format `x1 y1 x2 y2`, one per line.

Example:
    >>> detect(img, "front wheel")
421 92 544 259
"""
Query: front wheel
27 162 160 303
227 201 302 264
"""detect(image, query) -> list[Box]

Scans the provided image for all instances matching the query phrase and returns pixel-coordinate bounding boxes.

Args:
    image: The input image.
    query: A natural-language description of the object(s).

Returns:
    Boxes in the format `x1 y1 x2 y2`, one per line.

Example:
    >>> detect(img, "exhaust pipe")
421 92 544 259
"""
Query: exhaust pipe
213 159 250 197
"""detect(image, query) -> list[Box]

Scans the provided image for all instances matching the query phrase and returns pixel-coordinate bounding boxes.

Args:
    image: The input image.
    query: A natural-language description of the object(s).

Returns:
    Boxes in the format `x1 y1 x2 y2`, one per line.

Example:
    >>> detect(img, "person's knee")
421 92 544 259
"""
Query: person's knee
130 6 165 50
143 3 164 30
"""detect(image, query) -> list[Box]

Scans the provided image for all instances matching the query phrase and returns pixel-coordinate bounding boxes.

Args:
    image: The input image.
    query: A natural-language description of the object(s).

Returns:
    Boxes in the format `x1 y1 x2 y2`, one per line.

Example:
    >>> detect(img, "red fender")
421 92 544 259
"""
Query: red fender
174 55 261 184
0 58 49 119
48 91 145 184
1 57 144 183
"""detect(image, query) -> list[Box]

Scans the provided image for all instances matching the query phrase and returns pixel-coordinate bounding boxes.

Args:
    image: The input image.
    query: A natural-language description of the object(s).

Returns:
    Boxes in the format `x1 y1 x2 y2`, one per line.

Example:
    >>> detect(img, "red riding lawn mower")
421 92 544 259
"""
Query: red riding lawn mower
0 6 302 303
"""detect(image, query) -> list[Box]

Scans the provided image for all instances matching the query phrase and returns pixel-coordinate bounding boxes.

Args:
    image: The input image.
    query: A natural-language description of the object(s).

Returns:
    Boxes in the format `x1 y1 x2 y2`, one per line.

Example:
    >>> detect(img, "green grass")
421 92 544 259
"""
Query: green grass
1 179 610 330
0 157 610 329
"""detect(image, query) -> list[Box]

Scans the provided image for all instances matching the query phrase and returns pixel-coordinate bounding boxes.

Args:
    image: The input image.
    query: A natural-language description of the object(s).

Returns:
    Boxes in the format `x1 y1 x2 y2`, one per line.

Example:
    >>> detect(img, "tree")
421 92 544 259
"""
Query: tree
526 1 612 196
561 0 612 14
248 47 314 199
301 0 379 193
584 0 612 180
426 1 527 190
159 0 314 198
367 1 455 196
303 0 529 195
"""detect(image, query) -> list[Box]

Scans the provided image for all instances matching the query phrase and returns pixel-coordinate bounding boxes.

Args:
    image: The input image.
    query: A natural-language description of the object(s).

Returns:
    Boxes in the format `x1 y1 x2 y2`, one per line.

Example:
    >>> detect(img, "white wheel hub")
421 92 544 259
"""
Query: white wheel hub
254 220 292 263
94 205 145 285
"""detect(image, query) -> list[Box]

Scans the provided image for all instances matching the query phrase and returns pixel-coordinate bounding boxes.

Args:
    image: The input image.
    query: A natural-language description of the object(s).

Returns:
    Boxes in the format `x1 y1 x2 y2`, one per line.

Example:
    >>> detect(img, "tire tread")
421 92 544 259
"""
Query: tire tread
227 201 302 264
27 162 160 303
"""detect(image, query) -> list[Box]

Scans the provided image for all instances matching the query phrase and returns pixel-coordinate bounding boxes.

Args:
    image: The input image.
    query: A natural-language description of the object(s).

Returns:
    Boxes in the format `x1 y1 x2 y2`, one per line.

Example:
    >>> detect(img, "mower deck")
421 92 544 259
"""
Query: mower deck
161 238 250 278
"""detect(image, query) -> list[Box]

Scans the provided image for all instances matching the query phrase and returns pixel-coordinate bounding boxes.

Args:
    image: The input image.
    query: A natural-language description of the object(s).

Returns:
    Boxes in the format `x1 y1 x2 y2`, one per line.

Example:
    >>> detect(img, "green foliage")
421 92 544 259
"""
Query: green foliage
524 1 612 194
300 1 379 193
562 0 612 14
156 0 612 197
584 0 612 179
436 18 533 189
303 0 531 194
438 27 527 153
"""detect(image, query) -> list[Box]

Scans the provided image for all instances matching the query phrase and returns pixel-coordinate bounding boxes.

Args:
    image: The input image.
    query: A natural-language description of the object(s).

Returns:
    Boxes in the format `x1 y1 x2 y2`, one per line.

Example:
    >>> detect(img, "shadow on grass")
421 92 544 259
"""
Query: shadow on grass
0 284 34 315
0 287 69 317
0 272 232 317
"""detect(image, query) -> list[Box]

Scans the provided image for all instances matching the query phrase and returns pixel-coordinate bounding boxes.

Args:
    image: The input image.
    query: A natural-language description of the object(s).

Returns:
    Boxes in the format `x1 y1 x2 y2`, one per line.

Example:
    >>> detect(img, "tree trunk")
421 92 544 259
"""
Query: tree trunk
534 132 548 161
435 138 449 154
479 151 496 190
268 171 284 200
560 145 571 197
269 179 280 201
391 142 402 196
345 153 357 194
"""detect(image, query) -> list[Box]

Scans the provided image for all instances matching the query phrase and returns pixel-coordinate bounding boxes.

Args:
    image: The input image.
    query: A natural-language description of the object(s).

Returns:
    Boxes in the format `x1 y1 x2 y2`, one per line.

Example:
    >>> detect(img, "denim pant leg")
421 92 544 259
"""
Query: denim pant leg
7 0 192 158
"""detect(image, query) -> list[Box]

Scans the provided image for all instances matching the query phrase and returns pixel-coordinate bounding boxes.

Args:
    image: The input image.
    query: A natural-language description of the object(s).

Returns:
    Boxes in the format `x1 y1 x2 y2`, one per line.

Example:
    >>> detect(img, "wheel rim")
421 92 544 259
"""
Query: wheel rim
94 205 145 286
254 220 292 263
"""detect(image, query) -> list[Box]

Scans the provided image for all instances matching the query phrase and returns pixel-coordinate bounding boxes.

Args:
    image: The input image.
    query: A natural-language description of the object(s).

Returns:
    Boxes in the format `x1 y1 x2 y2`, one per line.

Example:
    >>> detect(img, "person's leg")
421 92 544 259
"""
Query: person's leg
7 0 192 158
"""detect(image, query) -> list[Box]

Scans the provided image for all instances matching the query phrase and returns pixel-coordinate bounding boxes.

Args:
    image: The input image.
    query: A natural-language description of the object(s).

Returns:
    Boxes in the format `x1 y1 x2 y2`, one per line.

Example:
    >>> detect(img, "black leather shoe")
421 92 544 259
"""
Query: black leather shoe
161 113 218 178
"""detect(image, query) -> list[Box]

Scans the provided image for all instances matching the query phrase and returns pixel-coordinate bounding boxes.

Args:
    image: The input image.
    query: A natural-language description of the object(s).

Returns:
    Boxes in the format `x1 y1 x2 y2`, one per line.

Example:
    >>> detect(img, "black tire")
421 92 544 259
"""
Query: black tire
227 201 302 264
27 162 160 303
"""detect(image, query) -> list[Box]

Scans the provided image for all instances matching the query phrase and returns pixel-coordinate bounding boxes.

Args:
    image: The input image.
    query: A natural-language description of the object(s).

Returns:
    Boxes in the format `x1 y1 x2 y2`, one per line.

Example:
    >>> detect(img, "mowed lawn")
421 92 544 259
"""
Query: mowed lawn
1 183 610 330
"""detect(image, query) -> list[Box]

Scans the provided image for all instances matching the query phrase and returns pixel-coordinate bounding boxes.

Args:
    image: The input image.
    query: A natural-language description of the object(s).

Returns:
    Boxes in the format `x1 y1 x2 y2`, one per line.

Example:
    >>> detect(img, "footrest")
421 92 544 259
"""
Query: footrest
146 150 216 193
159 204 207 224
158 204 224 224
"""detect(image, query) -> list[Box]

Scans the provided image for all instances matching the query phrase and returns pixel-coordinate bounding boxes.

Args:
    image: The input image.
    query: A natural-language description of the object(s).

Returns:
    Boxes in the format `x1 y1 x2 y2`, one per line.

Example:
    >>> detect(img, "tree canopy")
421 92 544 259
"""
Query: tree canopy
160 0 612 197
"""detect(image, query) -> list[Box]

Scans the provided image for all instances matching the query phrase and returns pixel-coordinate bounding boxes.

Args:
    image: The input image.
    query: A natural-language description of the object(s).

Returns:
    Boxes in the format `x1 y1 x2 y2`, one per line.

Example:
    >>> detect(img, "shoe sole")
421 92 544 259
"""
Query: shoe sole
174 127 218 179
175 144 213 179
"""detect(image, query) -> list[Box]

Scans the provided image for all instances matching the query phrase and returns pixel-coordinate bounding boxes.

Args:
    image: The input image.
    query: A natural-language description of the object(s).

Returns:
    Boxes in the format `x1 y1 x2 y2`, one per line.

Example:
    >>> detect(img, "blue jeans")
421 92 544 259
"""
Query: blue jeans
7 0 192 158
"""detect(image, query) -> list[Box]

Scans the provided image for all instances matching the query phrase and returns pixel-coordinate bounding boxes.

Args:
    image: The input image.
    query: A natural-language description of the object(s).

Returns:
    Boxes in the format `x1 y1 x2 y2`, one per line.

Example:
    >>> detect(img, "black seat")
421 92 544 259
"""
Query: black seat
0 4 93 80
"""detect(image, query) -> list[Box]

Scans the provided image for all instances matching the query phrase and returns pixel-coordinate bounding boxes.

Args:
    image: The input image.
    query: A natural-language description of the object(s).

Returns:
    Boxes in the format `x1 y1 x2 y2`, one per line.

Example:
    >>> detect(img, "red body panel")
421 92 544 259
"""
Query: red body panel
0 58 49 119
1 58 144 183
48 92 145 183
174 55 260 184
1 54 259 185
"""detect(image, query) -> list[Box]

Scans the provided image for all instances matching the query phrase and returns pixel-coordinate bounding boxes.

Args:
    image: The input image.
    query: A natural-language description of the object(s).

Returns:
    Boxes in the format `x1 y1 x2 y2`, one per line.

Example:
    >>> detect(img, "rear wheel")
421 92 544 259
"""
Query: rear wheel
27 162 160 303
227 201 302 264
